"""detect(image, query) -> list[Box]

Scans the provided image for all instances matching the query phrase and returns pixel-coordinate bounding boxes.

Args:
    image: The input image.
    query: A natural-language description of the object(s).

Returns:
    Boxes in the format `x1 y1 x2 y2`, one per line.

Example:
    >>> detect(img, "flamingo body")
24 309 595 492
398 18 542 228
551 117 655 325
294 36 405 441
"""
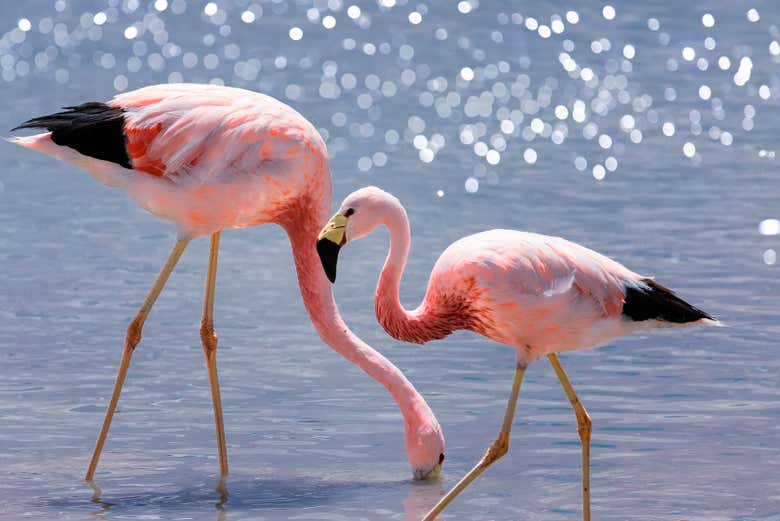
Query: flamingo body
321 186 715 365
10 86 446 483
418 229 651 359
13 83 329 239
317 186 717 519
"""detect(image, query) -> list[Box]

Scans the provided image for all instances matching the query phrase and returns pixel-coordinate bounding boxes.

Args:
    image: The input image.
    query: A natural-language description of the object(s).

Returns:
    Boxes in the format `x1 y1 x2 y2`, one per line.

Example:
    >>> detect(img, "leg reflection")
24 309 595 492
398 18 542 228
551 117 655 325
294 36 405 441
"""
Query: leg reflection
214 480 228 521
86 479 116 518
215 502 227 521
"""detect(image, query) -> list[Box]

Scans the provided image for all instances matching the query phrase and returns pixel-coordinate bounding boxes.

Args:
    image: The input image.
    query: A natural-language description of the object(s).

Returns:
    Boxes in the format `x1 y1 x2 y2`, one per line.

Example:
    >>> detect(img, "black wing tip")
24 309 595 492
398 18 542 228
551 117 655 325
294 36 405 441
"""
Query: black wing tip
11 116 51 132
11 121 48 132
13 103 125 131
12 102 131 169
623 278 715 324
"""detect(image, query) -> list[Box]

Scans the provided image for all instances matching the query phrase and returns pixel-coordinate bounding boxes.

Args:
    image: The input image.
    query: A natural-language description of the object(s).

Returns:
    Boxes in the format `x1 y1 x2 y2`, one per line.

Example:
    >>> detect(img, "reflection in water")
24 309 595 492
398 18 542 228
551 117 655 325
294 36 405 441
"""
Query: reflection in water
72 475 442 520
402 479 446 521
87 480 115 519
215 502 227 521
1 0 779 520
215 476 229 508
74 475 452 520
87 478 227 521
214 479 228 521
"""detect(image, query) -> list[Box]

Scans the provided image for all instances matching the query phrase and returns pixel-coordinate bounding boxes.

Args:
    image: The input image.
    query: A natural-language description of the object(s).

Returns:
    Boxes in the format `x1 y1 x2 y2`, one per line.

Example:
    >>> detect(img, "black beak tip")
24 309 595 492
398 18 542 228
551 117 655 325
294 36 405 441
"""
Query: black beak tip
316 238 341 284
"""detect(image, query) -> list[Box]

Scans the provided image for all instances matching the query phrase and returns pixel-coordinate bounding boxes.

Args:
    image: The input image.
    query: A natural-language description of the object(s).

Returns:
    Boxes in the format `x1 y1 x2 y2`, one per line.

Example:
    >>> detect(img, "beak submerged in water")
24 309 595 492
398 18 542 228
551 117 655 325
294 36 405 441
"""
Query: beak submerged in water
415 461 442 481
316 213 347 283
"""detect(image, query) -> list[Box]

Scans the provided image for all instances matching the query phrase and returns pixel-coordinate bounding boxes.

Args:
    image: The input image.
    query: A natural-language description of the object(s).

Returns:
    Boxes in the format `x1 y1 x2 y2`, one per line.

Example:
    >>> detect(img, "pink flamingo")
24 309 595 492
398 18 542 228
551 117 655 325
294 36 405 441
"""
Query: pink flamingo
316 186 718 521
9 84 445 493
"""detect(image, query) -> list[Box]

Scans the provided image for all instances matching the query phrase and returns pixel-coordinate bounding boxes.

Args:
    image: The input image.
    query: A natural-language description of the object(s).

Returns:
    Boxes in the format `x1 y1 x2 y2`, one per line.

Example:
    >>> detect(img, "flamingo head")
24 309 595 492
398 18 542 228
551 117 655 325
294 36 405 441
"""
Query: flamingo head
406 416 446 481
316 186 400 283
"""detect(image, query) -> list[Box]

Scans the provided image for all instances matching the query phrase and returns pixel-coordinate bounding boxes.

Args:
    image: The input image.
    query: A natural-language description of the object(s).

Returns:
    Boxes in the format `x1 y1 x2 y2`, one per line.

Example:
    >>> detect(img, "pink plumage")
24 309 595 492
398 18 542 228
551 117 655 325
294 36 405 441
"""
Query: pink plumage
317 186 717 520
14 83 329 238
10 85 446 485
326 187 715 366
410 230 646 358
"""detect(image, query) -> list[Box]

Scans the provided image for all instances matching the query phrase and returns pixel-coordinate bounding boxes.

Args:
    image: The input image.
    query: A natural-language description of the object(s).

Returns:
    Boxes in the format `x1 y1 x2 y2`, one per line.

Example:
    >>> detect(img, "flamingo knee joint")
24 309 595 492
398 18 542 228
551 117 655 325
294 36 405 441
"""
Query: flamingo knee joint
577 411 592 442
125 319 143 350
482 433 510 466
200 322 218 353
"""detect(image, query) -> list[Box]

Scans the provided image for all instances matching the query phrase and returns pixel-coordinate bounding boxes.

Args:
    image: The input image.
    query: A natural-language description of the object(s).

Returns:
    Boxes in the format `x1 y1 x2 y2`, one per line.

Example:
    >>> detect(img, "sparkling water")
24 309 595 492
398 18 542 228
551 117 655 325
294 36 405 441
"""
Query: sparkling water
1 1 779 520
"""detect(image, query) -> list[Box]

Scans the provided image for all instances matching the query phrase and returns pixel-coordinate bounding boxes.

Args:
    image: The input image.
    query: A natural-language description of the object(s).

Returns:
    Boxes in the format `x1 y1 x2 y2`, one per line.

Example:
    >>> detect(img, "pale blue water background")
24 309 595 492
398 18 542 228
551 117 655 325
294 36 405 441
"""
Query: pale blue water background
1 1 779 520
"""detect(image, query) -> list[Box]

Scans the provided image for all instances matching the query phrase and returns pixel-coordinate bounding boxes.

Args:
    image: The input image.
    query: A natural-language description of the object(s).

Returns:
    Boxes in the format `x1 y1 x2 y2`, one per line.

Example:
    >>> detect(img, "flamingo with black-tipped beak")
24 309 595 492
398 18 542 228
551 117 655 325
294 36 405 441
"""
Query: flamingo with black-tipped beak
316 186 718 520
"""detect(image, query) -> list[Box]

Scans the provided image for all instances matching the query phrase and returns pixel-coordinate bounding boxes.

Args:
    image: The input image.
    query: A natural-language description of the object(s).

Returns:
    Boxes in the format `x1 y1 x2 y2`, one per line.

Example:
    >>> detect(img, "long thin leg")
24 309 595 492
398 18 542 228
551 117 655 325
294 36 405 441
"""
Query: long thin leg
200 232 229 496
423 362 527 521
85 240 189 481
548 353 592 521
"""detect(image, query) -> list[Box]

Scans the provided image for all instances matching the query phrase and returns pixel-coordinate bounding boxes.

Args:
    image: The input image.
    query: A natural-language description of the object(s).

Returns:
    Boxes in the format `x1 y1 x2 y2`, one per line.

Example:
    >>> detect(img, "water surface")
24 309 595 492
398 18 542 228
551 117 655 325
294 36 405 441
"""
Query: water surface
1 1 779 520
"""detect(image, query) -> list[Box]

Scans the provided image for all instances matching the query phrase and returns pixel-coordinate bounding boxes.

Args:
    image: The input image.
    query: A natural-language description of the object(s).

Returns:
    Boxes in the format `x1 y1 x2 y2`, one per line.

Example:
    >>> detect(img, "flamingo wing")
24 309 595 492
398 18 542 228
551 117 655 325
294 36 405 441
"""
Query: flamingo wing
437 229 713 324
13 83 320 184
435 230 640 318
116 83 318 182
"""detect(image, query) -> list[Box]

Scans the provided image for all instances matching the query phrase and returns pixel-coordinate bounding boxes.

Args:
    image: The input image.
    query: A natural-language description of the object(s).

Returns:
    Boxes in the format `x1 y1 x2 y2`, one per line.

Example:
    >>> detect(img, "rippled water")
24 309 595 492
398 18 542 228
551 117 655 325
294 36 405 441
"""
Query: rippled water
1 1 779 520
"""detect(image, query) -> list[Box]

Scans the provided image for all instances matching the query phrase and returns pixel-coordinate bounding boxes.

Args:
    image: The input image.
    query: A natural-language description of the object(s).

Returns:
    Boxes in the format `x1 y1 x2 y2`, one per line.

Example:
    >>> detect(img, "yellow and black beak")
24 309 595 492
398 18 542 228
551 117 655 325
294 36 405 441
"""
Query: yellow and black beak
316 213 347 283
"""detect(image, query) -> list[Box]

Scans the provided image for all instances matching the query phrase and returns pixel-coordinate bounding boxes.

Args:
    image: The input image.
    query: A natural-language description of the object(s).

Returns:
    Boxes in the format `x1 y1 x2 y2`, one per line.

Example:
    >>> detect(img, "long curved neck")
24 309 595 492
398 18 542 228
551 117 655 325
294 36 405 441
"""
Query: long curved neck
279 200 440 457
374 199 463 344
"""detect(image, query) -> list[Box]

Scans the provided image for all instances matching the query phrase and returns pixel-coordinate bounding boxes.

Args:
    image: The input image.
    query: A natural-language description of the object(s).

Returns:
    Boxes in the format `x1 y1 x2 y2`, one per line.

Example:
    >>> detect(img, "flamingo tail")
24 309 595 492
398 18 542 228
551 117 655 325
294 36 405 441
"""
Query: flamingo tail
7 104 134 188
12 102 131 169
623 279 719 326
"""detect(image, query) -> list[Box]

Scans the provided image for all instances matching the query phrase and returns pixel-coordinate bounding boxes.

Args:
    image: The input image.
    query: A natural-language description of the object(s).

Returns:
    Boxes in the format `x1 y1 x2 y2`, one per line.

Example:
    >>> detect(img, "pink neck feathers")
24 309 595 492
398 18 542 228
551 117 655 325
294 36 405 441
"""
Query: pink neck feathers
373 198 469 344
278 198 442 471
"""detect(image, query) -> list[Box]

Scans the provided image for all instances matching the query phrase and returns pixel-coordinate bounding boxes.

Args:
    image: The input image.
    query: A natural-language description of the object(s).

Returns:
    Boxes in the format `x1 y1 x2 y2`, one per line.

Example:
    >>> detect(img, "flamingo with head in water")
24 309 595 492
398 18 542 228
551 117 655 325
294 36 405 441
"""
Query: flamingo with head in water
9 84 445 493
316 186 718 521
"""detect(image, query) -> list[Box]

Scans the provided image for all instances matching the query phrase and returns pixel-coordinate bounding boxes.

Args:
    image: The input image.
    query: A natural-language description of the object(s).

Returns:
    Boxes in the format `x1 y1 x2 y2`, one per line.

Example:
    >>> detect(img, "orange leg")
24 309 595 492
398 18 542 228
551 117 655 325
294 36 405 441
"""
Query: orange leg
548 353 592 521
85 240 188 481
200 232 229 497
423 362 527 520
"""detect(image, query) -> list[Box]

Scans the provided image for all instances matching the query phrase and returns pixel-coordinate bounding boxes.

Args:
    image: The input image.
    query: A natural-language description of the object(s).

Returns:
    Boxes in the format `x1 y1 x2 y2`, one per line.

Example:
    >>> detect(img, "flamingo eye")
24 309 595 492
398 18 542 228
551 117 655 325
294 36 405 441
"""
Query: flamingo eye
345 208 355 217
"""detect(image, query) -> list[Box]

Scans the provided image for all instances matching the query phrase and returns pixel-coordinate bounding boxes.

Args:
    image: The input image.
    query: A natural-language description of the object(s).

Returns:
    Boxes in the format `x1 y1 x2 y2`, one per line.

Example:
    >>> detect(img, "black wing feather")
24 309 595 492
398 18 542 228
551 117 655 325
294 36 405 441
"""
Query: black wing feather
622 279 714 324
12 102 131 169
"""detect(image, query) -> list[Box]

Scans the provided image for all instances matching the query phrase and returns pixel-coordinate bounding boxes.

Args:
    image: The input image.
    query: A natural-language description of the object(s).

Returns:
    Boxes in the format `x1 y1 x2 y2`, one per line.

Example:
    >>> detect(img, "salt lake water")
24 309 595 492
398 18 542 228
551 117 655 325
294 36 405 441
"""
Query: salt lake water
0 1 779 520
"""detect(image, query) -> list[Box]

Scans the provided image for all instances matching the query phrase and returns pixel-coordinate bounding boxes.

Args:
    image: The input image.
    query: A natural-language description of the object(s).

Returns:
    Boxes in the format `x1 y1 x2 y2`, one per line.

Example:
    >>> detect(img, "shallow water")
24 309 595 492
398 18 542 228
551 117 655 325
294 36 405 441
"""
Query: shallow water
1 1 779 520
